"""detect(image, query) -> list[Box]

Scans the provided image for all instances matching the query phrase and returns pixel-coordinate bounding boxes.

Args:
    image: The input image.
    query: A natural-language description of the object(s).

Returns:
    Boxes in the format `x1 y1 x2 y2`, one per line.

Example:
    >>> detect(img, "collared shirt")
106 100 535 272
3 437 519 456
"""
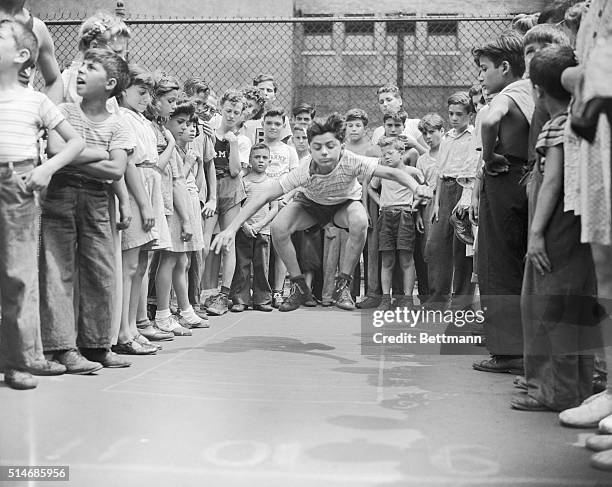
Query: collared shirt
437 126 475 179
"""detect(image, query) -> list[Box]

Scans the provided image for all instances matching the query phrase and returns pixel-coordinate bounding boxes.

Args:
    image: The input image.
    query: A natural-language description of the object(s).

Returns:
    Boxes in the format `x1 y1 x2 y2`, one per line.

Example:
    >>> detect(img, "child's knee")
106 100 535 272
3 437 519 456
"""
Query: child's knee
271 219 290 241
399 251 414 269
381 251 395 268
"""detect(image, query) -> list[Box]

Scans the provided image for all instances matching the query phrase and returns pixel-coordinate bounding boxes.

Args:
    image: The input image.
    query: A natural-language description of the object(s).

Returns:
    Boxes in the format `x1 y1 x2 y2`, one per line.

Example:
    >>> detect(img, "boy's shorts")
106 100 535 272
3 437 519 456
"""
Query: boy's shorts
217 174 246 215
293 192 351 230
377 206 416 252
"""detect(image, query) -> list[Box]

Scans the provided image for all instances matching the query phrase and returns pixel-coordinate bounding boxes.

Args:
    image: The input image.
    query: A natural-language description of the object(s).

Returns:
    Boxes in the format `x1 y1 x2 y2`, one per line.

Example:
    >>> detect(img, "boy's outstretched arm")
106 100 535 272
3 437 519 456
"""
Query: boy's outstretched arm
481 95 511 175
373 165 433 205
26 119 85 191
211 180 285 253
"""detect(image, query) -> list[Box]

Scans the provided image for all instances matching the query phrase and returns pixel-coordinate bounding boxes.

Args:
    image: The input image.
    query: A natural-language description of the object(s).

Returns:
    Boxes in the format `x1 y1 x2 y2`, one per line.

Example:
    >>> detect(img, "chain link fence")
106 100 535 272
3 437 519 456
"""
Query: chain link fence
40 15 513 128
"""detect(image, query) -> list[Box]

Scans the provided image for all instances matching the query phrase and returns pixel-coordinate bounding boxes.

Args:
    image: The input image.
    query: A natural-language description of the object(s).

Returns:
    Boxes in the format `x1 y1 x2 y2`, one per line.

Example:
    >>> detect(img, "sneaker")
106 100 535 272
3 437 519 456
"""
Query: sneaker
203 293 219 311
357 295 382 309
178 311 210 328
53 349 103 375
377 296 393 311
207 293 230 316
332 277 356 311
155 316 192 336
272 291 284 309
3 369 37 390
279 279 312 312
559 391 612 428
24 359 66 376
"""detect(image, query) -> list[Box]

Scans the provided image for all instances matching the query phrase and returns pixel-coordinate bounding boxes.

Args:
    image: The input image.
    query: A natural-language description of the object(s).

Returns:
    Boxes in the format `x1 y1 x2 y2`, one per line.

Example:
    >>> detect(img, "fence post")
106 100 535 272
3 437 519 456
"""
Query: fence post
396 29 404 100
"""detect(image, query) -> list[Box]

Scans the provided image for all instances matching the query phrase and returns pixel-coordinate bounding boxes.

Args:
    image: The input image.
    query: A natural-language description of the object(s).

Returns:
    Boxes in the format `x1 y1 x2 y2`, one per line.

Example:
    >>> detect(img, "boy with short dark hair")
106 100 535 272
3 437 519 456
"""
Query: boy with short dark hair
471 32 535 375
41 48 135 373
230 143 279 312
515 45 601 412
212 113 432 312
426 92 476 311
0 19 84 389
292 102 316 130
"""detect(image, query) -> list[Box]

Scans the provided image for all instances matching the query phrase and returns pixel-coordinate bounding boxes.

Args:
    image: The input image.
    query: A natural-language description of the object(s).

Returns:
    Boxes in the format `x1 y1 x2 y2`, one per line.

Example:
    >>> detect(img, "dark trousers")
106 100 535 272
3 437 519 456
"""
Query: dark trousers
231 232 272 305
426 178 474 308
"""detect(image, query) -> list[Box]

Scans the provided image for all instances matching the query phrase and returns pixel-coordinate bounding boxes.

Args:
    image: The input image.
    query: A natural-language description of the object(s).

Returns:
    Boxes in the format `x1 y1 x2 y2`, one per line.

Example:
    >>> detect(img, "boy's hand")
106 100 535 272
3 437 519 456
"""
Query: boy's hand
469 201 479 226
241 223 256 238
25 165 54 191
140 202 156 232
453 202 469 219
415 184 433 204
415 213 425 234
202 199 216 218
211 228 236 254
225 132 238 144
164 129 176 146
200 121 214 137
117 201 132 230
526 231 551 275
181 221 193 242
484 153 509 176
430 201 439 224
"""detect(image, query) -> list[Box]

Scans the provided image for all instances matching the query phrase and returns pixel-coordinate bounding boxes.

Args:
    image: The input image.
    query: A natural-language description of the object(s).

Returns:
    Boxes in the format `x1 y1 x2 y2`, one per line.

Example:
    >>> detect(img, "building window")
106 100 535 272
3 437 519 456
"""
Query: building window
426 15 458 52
344 14 375 52
302 14 334 51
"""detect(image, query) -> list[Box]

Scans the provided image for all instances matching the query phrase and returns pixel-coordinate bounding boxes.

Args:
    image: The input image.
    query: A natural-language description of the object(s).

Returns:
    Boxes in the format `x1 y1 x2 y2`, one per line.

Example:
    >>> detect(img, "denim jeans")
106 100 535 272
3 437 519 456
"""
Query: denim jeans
231 232 272 305
0 162 45 369
39 176 116 351
425 178 474 307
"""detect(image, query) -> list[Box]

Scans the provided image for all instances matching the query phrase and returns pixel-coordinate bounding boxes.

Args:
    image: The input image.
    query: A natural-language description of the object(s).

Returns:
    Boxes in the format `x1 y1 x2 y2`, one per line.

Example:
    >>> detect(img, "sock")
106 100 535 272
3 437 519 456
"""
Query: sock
338 272 353 282
180 305 194 317
155 309 171 320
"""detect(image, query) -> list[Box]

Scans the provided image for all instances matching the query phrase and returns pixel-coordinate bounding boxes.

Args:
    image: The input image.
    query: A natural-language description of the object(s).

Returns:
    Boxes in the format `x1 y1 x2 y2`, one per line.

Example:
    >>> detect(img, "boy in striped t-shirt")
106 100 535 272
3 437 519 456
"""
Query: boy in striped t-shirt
212 113 432 313
0 19 84 390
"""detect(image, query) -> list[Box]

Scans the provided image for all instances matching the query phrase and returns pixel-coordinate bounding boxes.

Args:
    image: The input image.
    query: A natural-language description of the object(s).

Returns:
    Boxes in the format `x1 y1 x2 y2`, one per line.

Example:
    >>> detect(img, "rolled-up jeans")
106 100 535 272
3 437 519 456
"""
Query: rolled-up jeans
0 161 45 369
39 175 115 352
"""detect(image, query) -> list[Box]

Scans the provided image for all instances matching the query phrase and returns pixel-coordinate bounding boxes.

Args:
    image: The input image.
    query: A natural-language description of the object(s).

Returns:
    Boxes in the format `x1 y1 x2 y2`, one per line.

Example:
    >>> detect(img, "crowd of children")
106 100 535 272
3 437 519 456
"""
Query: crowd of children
1 0 612 472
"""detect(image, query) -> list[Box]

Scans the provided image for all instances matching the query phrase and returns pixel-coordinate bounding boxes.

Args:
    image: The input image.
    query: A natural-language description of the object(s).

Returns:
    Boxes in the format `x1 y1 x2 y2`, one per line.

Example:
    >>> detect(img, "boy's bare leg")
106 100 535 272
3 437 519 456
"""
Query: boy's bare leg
398 250 416 307
271 203 317 277
334 202 368 277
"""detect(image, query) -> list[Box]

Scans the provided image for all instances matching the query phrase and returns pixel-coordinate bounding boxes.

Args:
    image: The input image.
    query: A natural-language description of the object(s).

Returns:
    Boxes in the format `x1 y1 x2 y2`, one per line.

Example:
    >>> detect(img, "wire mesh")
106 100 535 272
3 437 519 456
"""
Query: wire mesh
38 15 513 128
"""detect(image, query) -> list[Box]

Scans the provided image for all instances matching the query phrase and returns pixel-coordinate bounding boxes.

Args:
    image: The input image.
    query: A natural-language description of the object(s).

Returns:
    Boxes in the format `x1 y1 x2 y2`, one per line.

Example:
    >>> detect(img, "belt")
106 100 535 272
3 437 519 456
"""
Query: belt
0 159 37 168
440 175 458 181
51 173 108 191
137 161 158 169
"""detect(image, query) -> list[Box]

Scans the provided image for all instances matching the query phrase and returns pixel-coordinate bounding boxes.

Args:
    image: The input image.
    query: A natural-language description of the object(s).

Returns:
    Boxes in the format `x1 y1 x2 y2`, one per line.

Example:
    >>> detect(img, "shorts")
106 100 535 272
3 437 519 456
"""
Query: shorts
292 192 352 229
217 174 246 215
377 206 416 252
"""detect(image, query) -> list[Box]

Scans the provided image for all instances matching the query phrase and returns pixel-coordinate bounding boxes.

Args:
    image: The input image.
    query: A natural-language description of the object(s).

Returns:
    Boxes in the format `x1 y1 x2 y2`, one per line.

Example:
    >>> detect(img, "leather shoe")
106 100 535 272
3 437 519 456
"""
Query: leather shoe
81 348 132 368
53 349 103 375
472 355 524 375
112 340 157 356
4 369 37 390
137 322 174 341
253 303 273 312
513 375 527 391
510 393 551 411
230 303 246 312
591 449 612 470
25 359 66 376
357 295 382 309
